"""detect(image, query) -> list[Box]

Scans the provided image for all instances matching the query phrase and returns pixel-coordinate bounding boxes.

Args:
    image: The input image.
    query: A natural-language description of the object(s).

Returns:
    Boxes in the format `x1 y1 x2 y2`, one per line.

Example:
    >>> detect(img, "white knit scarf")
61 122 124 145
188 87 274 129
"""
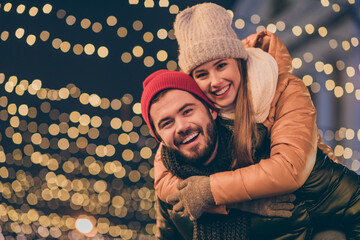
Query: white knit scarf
220 47 278 123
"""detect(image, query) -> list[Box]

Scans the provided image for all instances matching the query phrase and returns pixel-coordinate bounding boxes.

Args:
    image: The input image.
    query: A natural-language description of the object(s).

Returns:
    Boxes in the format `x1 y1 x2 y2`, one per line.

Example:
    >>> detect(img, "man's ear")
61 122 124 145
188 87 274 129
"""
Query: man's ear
153 130 163 143
210 108 218 120
149 120 163 142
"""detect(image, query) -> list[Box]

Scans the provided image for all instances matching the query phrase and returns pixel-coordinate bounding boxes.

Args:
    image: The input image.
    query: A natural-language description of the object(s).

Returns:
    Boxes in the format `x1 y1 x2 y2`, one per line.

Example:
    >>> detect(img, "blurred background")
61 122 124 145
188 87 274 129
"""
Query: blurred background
0 0 359 239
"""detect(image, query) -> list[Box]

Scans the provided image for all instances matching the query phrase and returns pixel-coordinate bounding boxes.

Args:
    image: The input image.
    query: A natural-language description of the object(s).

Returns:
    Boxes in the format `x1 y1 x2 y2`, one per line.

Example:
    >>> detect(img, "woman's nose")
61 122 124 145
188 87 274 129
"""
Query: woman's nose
210 73 222 88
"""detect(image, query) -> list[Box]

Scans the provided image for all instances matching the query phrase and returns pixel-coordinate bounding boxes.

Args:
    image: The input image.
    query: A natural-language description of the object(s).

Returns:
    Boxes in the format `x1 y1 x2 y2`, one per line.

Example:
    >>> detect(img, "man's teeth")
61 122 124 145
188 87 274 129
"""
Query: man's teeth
182 132 199 144
215 85 230 96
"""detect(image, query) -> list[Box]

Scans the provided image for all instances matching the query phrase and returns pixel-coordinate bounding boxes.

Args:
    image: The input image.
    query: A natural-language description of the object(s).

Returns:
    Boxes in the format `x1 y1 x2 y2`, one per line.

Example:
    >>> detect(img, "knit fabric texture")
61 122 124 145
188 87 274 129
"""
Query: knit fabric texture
174 2 248 74
193 210 250 240
141 69 216 142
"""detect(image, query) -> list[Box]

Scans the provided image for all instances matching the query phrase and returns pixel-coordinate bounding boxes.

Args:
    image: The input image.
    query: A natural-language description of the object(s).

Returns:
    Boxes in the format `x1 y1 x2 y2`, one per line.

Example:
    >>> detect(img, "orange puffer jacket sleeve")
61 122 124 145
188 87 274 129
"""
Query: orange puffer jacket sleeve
154 144 182 201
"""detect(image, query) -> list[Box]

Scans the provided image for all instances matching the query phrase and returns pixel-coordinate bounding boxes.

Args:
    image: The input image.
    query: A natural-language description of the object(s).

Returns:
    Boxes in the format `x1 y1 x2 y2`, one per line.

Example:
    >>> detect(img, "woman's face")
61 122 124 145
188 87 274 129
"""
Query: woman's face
192 58 241 111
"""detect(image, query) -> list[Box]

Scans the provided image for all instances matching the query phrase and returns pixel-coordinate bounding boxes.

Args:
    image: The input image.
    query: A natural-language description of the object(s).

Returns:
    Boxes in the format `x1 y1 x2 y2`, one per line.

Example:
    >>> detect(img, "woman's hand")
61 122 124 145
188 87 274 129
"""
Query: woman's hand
228 194 296 218
166 176 215 221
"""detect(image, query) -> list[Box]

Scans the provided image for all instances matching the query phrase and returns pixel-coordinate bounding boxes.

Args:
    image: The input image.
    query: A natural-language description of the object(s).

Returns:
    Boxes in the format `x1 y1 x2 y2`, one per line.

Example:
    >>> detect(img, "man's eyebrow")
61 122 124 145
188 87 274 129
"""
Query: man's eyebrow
157 103 195 129
178 103 195 112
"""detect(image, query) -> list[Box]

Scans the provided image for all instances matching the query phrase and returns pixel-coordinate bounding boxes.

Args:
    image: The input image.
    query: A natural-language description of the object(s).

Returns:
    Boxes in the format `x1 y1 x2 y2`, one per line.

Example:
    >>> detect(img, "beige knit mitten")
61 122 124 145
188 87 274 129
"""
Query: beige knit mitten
166 176 215 221
228 194 296 218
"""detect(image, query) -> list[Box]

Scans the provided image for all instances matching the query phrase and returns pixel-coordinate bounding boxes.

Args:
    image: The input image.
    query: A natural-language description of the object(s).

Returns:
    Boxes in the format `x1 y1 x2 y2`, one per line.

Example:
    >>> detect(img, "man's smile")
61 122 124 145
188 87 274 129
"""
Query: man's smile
181 132 200 144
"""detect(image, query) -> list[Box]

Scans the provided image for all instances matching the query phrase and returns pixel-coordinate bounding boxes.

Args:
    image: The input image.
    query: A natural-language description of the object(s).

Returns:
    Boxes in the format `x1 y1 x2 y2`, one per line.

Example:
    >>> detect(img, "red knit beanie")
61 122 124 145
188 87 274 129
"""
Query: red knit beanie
141 69 216 142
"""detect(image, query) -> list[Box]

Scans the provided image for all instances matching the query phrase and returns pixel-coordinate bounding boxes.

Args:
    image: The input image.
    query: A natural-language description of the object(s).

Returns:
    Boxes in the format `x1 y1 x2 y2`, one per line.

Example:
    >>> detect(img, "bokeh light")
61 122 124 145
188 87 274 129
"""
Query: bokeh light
0 1 359 239
76 218 93 234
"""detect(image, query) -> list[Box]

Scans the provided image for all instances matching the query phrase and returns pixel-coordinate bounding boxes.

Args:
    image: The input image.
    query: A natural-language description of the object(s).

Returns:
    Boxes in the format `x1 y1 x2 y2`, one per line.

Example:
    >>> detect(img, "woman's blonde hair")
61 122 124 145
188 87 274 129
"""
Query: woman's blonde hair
233 59 259 167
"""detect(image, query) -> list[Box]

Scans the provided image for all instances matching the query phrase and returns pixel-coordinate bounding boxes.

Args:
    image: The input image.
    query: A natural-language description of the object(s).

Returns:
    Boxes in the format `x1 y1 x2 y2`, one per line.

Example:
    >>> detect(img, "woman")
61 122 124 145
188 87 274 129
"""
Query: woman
153 2 359 239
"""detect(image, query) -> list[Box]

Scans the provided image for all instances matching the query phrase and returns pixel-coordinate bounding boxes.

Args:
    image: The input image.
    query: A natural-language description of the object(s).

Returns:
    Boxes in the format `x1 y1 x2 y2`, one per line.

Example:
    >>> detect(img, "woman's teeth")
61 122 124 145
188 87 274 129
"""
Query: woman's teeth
182 132 199 144
215 85 230 96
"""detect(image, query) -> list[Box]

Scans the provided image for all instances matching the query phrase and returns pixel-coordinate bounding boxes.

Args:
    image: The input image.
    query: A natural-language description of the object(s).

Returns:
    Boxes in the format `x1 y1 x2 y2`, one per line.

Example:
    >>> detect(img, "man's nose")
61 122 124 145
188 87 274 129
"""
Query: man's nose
175 118 190 135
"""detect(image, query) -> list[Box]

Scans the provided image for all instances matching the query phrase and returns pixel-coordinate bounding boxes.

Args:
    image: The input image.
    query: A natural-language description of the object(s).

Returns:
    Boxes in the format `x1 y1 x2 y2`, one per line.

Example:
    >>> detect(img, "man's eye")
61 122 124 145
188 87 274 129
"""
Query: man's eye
161 120 172 128
183 109 193 115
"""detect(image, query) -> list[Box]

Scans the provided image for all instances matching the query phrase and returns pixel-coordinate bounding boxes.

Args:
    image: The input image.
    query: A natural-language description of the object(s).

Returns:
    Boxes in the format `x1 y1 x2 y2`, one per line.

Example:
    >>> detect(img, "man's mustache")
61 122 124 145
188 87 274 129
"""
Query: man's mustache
174 127 203 146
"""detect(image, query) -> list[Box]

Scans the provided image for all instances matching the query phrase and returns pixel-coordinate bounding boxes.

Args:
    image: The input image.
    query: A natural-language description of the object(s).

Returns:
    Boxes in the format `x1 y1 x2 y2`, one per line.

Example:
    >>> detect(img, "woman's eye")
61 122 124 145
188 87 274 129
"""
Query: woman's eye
217 63 226 69
195 73 207 79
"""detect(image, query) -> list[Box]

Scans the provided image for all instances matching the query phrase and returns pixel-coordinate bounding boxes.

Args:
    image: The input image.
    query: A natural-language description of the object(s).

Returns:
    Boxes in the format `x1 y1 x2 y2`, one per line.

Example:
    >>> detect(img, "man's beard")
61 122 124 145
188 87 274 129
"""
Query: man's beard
171 120 217 166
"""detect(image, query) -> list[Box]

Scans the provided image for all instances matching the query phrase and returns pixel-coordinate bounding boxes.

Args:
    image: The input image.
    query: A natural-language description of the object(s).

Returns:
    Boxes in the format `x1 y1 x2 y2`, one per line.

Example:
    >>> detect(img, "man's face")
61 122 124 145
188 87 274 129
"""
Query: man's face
150 90 218 165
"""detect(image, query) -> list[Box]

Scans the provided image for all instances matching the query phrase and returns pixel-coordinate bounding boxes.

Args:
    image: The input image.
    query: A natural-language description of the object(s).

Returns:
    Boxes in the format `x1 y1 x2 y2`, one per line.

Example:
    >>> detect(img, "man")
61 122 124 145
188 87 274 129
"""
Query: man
141 70 298 239
141 70 357 239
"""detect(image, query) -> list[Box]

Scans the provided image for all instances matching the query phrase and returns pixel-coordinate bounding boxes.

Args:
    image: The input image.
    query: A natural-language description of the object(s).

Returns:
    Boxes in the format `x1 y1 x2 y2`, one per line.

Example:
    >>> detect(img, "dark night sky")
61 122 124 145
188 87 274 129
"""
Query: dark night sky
0 0 236 101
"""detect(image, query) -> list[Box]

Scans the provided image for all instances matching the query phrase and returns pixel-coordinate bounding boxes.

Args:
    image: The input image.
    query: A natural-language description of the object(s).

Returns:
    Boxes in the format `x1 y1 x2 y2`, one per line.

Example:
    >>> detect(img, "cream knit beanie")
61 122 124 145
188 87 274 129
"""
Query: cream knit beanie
174 2 248 74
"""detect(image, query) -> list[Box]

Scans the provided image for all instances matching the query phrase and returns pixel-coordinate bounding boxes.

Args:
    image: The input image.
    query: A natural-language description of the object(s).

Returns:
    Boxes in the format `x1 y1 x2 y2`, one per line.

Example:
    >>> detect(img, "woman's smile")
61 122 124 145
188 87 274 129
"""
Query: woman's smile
213 84 231 96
